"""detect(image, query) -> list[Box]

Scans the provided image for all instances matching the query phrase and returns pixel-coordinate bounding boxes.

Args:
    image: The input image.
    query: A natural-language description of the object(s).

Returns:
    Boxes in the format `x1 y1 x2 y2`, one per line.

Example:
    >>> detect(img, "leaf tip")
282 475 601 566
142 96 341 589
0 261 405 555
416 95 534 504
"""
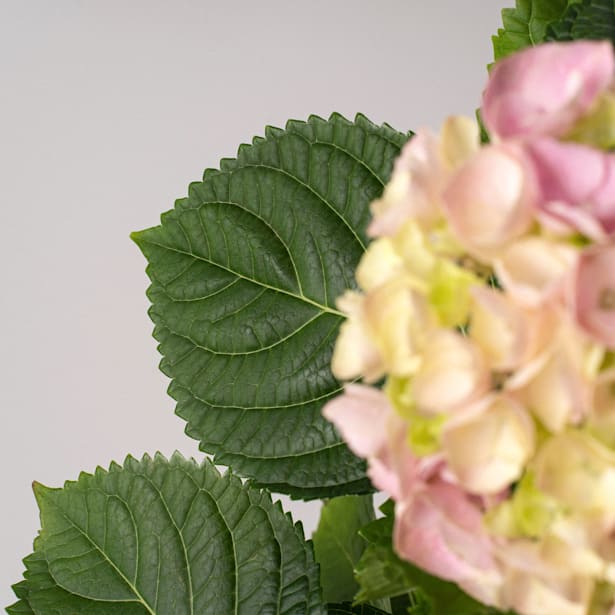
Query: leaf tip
328 112 351 125
129 230 141 243
32 481 51 505
130 229 149 250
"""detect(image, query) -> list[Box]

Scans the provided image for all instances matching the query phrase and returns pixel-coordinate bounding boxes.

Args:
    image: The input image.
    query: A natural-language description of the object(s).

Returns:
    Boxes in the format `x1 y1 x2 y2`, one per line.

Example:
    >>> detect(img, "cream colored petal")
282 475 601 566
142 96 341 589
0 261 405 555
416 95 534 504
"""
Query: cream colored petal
533 431 615 515
355 237 404 292
494 237 578 307
332 291 383 382
470 286 543 371
412 329 488 414
442 395 535 494
586 367 615 449
364 278 435 377
442 143 535 254
502 569 591 615
439 115 480 171
522 324 592 432
368 129 443 237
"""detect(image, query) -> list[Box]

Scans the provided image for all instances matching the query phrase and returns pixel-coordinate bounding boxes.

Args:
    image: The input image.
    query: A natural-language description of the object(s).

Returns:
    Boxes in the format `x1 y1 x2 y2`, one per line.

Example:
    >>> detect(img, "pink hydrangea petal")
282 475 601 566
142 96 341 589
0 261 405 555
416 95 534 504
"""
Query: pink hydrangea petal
442 142 536 253
470 286 549 371
526 138 604 203
369 424 444 501
368 129 442 237
367 422 412 500
321 384 391 458
536 202 607 242
525 137 615 237
483 41 614 138
592 153 615 234
573 243 615 348
393 479 501 596
494 237 577 307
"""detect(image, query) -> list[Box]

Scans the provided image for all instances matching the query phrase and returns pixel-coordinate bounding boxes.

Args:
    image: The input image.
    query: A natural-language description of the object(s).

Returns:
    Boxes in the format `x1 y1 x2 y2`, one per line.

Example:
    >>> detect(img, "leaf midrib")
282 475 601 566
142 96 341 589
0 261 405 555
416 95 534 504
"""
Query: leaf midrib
43 496 156 615
144 239 344 317
156 309 330 357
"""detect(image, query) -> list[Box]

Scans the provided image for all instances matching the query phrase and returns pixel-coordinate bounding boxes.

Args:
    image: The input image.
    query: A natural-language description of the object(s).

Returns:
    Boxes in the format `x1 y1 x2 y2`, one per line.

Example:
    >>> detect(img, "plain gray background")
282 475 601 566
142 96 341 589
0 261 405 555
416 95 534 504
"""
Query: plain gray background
1 0 510 608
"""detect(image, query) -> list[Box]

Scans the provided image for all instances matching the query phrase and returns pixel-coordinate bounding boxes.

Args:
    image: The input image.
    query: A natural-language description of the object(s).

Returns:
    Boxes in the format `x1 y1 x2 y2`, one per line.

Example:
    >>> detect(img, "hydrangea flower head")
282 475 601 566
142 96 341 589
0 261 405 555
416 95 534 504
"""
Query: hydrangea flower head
324 40 615 615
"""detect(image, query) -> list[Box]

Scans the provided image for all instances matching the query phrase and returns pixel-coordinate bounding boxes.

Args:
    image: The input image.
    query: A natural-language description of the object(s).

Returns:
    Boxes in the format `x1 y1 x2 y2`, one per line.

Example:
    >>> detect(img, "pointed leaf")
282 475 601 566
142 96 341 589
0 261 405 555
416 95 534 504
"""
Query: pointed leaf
6 588 34 615
313 495 375 603
545 0 615 43
12 453 325 615
492 0 576 60
133 114 410 498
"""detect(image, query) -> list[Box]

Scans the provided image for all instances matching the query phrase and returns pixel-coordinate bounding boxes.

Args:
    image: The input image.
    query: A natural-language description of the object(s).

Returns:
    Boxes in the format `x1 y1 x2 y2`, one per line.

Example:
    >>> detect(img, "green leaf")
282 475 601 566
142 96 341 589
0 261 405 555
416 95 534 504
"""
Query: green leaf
355 501 511 615
11 453 325 615
545 0 615 43
6 579 33 613
492 0 615 62
5 602 35 615
492 0 576 60
313 495 375 603
10 550 146 615
327 603 391 614
6 580 34 615
132 114 410 499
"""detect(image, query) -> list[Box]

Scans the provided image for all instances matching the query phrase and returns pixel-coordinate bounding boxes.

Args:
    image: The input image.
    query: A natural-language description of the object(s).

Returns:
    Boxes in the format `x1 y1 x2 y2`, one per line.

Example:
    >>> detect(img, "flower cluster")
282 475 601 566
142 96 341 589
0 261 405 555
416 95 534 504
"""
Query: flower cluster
323 41 615 615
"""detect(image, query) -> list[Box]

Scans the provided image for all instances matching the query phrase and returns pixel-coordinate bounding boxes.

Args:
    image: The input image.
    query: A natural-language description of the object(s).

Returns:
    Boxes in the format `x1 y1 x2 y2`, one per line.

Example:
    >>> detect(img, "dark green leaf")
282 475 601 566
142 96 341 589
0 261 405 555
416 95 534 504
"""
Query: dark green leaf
132 114 410 499
355 501 511 615
11 453 324 615
5 603 35 614
6 580 34 615
545 0 615 43
313 495 375 602
10 550 145 615
492 0 576 60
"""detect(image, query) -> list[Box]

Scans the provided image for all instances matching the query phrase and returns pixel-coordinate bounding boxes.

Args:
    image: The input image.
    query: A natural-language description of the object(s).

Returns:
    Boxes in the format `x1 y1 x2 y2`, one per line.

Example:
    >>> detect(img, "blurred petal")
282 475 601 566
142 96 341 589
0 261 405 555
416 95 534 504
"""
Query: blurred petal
527 137 615 237
573 243 615 348
439 115 480 171
332 292 383 382
482 40 614 139
364 278 434 377
533 431 615 515
394 479 501 600
494 237 577 306
412 329 489 415
502 568 591 615
355 237 404 292
368 129 442 237
442 395 535 494
521 324 592 432
322 384 391 458
443 142 536 253
470 286 551 371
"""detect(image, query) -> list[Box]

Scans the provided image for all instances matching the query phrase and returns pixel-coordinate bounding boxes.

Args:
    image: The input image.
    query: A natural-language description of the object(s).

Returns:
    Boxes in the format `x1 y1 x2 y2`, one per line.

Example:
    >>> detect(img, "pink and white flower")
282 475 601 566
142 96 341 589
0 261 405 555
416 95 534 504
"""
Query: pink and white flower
324 40 615 615
482 40 614 139
442 142 537 255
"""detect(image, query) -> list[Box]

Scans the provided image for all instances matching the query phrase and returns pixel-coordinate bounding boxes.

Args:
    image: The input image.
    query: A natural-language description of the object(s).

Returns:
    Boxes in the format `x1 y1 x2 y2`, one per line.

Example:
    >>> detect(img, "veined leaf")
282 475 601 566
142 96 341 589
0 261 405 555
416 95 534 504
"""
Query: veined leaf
8 453 324 615
312 495 375 603
133 114 410 498
492 0 577 60
545 0 615 43
6 580 34 615
492 0 615 62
